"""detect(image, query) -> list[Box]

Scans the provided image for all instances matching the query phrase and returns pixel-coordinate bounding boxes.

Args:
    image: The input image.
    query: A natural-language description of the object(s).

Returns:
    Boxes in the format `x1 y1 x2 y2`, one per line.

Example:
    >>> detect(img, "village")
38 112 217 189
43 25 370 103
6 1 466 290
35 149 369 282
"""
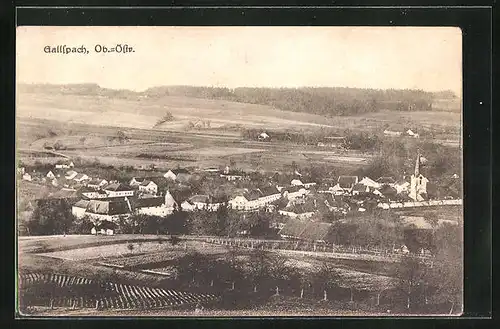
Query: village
17 137 462 247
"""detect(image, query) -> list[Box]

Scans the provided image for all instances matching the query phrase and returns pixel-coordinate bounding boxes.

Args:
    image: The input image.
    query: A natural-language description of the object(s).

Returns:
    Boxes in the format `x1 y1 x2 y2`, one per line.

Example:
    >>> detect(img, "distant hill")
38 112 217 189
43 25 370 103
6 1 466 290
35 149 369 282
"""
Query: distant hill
17 83 460 117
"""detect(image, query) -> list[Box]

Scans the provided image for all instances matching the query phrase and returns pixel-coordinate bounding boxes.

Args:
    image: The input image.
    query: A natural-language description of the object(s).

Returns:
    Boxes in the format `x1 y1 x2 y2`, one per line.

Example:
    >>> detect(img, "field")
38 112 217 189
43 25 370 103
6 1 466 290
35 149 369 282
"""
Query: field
17 88 461 138
16 84 461 173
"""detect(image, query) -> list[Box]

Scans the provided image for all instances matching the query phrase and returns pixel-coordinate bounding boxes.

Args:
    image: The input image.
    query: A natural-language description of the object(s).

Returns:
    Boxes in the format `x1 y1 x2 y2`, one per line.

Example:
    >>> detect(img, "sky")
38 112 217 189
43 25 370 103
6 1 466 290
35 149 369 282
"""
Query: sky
16 26 462 95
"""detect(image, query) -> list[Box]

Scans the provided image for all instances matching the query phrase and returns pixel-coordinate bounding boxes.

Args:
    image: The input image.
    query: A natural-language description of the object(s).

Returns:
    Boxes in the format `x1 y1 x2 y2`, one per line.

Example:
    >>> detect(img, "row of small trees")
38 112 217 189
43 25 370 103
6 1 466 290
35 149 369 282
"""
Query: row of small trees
172 242 461 314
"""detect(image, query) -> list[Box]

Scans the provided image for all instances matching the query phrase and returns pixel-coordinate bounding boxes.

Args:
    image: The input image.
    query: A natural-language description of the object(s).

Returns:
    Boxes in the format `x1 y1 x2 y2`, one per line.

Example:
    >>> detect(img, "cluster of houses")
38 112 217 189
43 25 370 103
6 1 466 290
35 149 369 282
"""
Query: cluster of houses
19 152 461 236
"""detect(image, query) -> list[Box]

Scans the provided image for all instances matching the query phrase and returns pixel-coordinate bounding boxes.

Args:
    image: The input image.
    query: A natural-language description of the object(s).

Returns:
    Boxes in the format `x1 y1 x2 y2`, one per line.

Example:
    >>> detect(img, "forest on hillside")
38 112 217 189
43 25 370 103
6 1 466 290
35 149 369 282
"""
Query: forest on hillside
18 83 458 117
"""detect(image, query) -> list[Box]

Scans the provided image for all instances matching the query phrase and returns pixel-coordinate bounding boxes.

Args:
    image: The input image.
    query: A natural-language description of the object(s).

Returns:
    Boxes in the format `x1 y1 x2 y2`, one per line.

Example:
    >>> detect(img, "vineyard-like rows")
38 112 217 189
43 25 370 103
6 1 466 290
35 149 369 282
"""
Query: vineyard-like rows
19 272 219 310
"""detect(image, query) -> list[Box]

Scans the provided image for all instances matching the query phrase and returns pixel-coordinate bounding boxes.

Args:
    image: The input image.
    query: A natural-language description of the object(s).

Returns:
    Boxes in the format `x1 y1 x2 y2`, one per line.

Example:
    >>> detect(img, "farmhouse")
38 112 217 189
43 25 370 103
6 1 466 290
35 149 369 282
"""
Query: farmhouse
138 180 158 195
103 183 134 198
164 168 191 182
181 200 196 212
71 199 90 219
87 178 108 190
337 176 358 193
134 196 173 217
129 177 144 187
79 186 109 199
220 166 243 181
358 177 380 189
282 185 309 200
188 195 225 211
394 181 410 194
352 183 371 196
229 189 262 211
22 173 32 181
258 186 282 204
84 199 132 222
291 179 303 186
406 129 420 138
46 171 56 179
384 130 402 137
328 184 345 196
55 161 74 169
376 177 396 186
65 170 78 180
258 132 270 141
73 173 90 183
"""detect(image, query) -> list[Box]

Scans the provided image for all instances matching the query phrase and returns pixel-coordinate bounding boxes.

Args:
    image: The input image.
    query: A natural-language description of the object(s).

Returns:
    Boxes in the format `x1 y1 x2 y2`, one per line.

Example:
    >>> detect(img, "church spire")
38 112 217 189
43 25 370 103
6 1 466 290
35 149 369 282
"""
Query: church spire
414 151 421 177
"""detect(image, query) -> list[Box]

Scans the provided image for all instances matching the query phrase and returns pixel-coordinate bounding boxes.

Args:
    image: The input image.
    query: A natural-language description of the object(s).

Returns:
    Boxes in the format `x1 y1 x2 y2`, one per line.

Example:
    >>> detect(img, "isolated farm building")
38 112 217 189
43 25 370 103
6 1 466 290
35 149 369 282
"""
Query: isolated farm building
22 173 32 181
72 199 90 219
87 178 108 190
84 199 132 222
164 168 192 182
337 176 358 193
103 183 134 198
138 180 158 195
46 171 56 180
383 130 402 137
73 173 90 183
65 170 78 180
406 129 420 138
376 177 396 186
258 132 270 141
204 167 220 173
291 179 303 186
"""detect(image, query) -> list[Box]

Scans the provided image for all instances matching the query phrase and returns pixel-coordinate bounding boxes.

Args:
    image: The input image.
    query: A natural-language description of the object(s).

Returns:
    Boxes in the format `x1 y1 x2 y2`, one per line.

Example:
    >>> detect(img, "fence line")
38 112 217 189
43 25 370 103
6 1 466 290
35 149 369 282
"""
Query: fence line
201 237 433 263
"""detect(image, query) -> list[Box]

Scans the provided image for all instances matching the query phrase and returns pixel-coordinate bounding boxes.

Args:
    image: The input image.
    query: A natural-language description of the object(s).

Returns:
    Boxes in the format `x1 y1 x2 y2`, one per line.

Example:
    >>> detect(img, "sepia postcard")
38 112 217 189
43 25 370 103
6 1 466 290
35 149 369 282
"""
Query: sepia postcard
16 26 463 317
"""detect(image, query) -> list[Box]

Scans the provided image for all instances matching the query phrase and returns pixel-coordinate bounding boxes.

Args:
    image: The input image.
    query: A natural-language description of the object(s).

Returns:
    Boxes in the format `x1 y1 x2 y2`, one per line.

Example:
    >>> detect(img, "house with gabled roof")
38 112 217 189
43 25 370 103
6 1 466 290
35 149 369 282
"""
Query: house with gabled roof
337 176 358 193
103 183 134 198
46 171 56 179
73 173 90 183
72 199 90 219
164 168 191 182
376 177 396 186
65 170 78 180
84 199 133 222
87 178 108 190
282 185 309 200
358 177 380 189
188 194 226 211
133 196 172 217
138 179 158 195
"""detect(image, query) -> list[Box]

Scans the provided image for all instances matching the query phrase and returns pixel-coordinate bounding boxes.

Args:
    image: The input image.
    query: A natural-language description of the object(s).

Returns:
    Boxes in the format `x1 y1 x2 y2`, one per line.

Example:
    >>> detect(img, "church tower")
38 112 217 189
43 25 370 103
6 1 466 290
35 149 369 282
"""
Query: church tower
409 152 429 201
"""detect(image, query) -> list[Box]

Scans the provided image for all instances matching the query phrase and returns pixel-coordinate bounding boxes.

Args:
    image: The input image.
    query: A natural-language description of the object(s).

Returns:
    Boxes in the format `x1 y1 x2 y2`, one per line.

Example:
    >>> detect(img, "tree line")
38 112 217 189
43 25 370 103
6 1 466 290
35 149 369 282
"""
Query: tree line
143 86 440 116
